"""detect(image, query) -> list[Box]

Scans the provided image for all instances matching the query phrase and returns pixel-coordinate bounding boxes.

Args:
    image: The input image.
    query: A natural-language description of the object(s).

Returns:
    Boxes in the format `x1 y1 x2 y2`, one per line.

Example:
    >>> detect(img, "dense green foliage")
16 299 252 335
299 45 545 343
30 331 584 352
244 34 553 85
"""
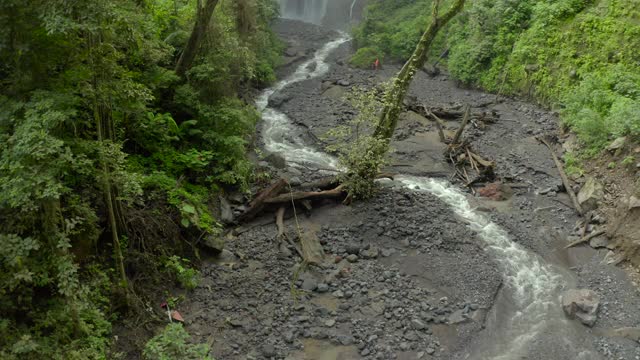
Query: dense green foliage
0 0 280 358
355 0 640 153
143 323 213 360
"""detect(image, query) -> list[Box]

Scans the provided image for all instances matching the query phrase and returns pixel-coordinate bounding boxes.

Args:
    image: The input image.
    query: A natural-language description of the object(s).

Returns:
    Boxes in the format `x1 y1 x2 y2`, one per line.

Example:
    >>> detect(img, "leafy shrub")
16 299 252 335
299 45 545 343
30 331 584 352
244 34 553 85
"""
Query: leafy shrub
143 323 213 360
325 85 391 199
163 256 200 290
349 47 384 69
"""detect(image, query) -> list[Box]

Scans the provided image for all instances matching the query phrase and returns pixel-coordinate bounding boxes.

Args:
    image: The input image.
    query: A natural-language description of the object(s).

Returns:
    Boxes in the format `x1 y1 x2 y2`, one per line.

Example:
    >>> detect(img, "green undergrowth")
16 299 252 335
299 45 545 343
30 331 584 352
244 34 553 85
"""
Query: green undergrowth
0 0 281 358
355 0 640 155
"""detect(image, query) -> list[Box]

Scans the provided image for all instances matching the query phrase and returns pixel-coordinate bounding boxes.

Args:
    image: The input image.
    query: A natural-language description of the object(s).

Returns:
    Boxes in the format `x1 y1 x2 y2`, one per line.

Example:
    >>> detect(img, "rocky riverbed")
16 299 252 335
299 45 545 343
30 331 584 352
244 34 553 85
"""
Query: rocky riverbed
180 19 640 360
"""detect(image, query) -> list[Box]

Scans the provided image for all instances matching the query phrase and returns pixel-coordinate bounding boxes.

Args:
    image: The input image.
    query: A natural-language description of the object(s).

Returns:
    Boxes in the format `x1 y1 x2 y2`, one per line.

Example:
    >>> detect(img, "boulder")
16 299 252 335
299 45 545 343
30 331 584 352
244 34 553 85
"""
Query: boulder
268 93 292 108
478 182 513 201
561 289 600 327
629 196 640 211
264 152 286 169
606 136 626 152
577 177 604 211
202 234 224 254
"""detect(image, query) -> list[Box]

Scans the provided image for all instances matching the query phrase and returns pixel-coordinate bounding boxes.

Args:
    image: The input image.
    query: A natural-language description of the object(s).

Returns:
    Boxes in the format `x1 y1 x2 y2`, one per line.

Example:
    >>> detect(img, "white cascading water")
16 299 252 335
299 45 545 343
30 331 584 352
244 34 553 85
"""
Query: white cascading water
278 0 328 25
350 0 358 20
258 31 599 359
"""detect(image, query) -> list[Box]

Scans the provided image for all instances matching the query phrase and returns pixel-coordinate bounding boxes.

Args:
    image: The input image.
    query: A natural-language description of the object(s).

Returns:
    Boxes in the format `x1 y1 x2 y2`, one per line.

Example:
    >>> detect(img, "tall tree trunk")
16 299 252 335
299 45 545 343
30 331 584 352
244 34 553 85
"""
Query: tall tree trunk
88 33 131 304
175 0 220 77
374 0 466 141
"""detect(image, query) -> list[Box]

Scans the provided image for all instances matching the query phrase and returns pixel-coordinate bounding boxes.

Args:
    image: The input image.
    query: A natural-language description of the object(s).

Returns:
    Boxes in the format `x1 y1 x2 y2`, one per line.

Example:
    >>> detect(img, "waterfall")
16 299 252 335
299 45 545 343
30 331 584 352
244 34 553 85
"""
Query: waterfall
350 0 358 20
279 0 328 25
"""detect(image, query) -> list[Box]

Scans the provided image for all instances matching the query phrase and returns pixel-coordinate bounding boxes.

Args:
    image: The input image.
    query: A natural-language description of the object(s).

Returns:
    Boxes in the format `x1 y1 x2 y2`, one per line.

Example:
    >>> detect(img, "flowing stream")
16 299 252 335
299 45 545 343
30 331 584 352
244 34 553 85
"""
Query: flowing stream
258 33 599 359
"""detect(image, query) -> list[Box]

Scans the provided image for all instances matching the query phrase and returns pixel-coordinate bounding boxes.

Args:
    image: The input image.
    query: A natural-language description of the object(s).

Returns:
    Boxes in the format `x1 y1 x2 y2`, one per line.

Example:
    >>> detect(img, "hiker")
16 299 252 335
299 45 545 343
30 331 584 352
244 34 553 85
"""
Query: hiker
373 58 380 71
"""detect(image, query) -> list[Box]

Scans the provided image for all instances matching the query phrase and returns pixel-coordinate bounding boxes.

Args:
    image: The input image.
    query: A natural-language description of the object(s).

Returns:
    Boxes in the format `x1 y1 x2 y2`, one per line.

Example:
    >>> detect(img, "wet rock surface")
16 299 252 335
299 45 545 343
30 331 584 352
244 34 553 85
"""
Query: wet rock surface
181 19 640 360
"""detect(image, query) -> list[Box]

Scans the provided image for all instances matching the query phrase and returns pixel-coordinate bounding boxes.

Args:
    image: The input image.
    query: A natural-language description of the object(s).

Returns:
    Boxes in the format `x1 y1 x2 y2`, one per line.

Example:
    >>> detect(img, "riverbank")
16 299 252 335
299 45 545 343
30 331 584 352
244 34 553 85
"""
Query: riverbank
180 19 640 360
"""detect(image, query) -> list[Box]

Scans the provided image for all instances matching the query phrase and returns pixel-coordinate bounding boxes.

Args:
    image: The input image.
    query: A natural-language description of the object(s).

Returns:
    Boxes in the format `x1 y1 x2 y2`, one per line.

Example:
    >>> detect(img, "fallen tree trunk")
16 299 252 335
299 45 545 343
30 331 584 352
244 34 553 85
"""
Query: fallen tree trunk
450 105 470 147
238 179 288 222
264 185 346 204
537 137 584 216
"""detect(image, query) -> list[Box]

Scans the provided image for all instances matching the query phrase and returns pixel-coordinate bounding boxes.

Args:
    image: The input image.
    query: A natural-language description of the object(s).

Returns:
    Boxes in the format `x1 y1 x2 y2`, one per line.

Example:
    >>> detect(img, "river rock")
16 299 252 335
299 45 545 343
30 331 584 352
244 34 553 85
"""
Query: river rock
361 247 379 259
577 177 604 212
262 343 276 357
264 152 286 169
561 289 600 327
478 182 513 201
606 136 626 152
301 277 318 291
589 235 609 249
345 243 361 255
268 92 292 108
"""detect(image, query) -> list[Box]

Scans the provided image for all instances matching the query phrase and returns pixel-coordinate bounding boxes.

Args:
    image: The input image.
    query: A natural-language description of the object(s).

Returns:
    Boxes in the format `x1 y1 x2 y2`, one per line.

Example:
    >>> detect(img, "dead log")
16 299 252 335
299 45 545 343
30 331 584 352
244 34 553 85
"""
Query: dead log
275 207 303 258
299 176 340 191
238 179 288 222
537 137 584 216
264 185 346 204
565 229 606 249
298 224 325 265
450 105 471 146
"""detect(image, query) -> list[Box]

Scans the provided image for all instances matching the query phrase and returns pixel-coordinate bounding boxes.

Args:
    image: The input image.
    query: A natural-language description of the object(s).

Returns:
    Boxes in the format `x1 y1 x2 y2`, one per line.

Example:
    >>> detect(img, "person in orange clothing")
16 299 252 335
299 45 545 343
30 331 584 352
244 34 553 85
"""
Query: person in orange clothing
373 58 380 71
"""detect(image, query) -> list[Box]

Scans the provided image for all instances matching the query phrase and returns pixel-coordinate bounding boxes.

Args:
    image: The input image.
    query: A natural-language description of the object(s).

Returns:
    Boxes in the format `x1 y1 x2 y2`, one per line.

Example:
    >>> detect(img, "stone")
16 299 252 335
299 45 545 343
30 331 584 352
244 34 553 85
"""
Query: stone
606 136 626 152
411 319 426 330
316 283 329 293
325 319 336 327
301 277 318 291
629 196 640 211
287 166 302 176
478 182 513 201
561 289 600 327
448 309 469 324
346 243 361 255
589 235 609 249
264 153 286 169
381 248 395 257
361 247 379 259
284 331 295 343
337 79 351 86
262 343 276 357
268 92 292 108
426 347 436 355
337 335 354 346
202 234 224 254
346 254 359 263
577 177 604 212
289 176 302 186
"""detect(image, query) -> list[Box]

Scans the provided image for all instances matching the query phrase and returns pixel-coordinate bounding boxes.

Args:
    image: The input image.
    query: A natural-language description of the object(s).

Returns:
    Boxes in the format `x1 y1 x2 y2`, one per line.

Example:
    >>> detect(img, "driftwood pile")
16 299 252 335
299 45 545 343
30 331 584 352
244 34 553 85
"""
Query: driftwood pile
408 103 497 188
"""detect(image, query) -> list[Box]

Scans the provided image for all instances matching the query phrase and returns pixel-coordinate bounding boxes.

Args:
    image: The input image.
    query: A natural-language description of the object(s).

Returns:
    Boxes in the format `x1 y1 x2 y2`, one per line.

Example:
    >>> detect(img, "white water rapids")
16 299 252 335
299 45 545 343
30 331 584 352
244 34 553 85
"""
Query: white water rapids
258 35 599 359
